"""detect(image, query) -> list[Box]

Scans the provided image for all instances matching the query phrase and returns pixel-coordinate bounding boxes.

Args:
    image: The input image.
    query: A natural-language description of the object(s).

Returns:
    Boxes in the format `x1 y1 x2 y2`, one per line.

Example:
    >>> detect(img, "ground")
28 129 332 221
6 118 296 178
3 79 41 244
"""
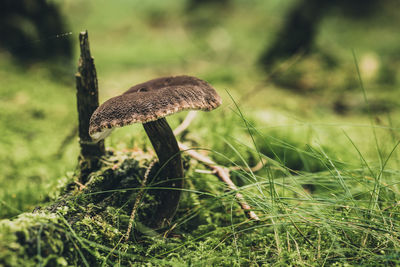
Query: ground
0 0 400 265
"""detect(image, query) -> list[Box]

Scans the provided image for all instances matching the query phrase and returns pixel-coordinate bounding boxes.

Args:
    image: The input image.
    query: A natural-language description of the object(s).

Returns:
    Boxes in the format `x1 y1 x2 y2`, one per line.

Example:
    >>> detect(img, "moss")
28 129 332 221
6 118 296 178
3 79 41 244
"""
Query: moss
0 212 70 266
1 150 399 265
0 153 164 266
0 152 211 266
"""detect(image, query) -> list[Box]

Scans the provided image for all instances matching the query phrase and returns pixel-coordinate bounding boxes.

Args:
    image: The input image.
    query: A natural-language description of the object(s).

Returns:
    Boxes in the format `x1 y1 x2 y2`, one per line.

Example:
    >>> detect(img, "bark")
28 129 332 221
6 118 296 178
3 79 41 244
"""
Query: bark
75 30 105 182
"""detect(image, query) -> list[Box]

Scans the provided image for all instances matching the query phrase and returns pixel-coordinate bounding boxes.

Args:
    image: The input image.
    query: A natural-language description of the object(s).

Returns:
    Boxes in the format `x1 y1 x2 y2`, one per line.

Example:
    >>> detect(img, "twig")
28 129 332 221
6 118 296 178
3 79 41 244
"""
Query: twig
125 160 157 241
172 110 260 220
178 142 260 221
173 111 198 136
230 160 265 172
173 110 265 173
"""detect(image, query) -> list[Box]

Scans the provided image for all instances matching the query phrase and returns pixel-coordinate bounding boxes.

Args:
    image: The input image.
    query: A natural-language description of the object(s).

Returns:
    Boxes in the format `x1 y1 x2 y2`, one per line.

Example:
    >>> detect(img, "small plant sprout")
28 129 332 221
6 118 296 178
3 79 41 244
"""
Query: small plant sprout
89 75 221 227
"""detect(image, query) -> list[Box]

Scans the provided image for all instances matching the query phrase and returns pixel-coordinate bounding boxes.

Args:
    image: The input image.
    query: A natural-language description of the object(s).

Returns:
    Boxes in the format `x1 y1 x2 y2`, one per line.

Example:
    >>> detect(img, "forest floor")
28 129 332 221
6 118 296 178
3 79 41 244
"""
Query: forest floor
1 1 400 266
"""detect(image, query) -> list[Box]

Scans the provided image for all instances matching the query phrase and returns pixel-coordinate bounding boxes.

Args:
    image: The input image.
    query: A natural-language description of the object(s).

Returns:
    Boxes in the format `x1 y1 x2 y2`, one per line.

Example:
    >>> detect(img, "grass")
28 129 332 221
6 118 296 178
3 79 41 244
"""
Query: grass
1 0 400 265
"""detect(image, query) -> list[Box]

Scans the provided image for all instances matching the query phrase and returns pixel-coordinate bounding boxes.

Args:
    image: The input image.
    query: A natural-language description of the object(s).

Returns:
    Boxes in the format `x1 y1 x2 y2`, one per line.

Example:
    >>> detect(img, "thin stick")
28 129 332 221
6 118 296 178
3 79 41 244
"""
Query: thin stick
173 111 260 220
174 110 265 172
179 142 260 221
230 160 264 172
125 160 157 241
173 111 198 136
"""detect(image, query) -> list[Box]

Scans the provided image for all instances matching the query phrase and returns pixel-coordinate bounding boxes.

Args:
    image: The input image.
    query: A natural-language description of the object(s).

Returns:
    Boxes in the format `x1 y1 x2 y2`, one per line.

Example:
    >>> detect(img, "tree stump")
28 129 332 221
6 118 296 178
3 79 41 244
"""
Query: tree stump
75 30 105 182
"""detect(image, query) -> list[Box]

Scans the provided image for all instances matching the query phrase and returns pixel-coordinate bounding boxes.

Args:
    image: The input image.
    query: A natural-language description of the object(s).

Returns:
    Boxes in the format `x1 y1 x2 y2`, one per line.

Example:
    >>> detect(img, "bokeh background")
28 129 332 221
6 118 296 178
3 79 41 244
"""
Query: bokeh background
1 0 399 219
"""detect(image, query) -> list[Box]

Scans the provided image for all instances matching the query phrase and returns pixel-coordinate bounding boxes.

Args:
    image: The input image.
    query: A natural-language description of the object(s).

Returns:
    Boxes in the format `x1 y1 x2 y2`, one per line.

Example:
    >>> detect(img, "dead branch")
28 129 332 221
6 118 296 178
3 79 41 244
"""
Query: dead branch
173 110 265 173
172 110 260 220
178 142 260 221
173 111 198 136
230 160 265 172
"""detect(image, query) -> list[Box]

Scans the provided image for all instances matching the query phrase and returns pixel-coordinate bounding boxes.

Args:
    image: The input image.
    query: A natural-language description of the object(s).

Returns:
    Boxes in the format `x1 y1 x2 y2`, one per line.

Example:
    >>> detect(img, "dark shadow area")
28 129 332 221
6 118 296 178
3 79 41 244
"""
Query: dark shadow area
0 0 73 65
259 0 382 71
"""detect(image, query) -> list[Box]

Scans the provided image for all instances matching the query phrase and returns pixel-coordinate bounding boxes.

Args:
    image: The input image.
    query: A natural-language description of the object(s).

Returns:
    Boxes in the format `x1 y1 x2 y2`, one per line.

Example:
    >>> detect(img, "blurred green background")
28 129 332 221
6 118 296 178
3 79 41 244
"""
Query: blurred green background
1 0 399 220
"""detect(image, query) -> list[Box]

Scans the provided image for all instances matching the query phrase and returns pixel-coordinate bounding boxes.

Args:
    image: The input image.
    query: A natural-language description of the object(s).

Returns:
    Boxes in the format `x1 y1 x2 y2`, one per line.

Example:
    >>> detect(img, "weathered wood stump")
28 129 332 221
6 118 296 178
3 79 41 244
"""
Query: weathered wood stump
75 31 105 182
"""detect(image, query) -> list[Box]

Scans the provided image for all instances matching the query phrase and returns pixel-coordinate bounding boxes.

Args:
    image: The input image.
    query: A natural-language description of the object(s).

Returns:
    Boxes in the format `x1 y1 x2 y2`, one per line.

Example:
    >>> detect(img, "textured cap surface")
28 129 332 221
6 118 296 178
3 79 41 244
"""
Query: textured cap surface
89 75 221 141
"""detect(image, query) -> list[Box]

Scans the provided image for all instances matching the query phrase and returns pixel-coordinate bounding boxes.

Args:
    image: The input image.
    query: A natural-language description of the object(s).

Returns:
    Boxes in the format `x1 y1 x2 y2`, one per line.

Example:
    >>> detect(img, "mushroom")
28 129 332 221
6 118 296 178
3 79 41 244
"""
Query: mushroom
89 75 221 227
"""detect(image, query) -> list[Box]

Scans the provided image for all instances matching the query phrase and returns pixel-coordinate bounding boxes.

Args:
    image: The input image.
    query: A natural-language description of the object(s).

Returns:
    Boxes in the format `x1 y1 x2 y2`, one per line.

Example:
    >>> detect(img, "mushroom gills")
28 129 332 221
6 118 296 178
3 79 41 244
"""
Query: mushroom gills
91 128 114 143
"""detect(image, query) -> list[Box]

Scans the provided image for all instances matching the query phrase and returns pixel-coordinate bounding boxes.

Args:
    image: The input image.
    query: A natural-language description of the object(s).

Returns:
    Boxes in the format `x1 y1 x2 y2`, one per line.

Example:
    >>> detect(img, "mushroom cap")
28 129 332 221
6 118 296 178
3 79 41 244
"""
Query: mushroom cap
89 75 222 141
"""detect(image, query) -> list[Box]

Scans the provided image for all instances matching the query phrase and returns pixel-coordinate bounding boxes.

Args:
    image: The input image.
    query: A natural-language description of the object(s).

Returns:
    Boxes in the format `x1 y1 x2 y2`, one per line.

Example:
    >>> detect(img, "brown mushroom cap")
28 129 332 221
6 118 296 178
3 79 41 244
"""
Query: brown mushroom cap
89 75 221 141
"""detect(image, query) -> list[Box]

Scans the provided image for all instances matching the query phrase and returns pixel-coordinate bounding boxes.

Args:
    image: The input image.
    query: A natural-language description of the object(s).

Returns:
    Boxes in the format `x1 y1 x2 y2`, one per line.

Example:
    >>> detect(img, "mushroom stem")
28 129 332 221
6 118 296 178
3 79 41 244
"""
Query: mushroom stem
143 117 184 227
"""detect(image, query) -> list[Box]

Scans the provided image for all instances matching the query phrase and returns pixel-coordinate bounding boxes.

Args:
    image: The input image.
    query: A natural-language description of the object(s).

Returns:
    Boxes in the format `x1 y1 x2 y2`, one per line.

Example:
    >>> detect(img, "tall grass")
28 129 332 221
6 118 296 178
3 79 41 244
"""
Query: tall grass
1 1 400 265
53 93 399 265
